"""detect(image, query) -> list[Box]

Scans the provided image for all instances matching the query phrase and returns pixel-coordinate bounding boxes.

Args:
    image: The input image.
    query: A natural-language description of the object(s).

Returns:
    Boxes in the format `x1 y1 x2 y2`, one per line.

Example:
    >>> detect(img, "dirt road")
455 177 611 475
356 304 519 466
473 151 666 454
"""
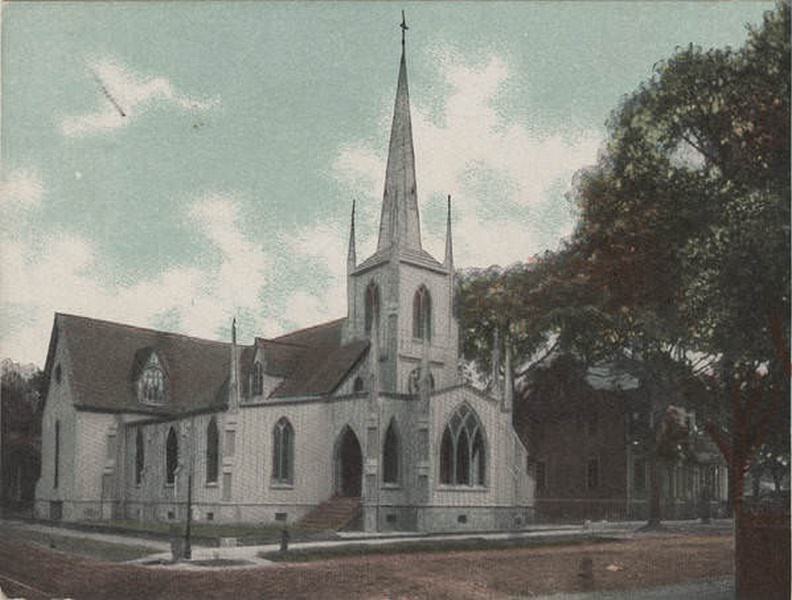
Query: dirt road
0 532 733 599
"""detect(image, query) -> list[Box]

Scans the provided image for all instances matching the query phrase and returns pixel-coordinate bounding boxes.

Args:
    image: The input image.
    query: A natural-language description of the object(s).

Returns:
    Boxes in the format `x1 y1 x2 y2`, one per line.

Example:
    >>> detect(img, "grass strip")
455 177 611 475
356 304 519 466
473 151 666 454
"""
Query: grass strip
260 533 618 563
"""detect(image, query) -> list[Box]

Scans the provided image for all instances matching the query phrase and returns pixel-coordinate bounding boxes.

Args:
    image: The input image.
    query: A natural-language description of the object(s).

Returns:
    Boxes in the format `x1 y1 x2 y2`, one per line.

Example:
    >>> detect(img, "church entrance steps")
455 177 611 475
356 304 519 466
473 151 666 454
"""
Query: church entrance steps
297 496 362 532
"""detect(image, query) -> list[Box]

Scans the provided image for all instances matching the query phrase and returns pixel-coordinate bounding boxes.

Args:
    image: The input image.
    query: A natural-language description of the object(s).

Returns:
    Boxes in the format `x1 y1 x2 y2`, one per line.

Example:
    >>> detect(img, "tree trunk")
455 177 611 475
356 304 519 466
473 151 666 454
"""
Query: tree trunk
647 443 662 527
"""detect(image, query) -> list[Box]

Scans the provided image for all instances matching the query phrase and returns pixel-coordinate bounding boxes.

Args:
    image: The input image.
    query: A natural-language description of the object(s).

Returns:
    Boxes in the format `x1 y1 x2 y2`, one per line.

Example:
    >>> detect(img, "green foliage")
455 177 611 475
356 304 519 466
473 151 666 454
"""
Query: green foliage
457 3 790 490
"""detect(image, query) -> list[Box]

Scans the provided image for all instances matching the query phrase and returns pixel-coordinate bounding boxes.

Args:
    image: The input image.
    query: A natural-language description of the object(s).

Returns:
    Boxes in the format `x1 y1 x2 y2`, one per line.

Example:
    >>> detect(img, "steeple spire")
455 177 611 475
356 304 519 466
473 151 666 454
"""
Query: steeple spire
444 194 454 268
347 199 357 268
376 12 422 253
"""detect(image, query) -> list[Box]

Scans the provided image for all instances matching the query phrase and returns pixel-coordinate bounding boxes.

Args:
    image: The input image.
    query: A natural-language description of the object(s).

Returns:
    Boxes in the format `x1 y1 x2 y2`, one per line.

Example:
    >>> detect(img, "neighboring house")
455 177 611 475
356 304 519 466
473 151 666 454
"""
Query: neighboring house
518 355 728 522
33 34 532 532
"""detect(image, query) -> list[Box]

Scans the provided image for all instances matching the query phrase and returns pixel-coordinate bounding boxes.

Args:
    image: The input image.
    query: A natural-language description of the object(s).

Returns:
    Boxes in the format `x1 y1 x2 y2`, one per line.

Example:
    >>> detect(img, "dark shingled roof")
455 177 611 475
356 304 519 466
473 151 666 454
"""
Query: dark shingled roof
50 313 369 415
248 319 369 398
54 313 231 416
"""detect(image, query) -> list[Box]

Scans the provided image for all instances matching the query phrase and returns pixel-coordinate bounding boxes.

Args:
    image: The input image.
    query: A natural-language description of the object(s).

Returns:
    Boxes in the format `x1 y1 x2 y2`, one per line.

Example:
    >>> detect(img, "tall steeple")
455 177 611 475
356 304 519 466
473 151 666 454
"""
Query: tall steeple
376 11 422 253
443 194 454 268
347 199 357 268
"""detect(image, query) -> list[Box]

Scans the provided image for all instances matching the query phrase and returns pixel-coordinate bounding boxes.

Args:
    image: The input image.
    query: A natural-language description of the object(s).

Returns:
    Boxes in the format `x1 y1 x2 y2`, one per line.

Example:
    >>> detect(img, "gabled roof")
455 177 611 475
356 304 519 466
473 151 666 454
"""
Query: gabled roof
52 313 230 416
248 319 370 398
50 312 370 415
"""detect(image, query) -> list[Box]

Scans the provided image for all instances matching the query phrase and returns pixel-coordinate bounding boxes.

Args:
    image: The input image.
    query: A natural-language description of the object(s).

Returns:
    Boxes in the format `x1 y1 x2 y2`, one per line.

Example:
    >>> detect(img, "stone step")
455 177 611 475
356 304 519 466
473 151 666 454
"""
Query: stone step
298 496 362 531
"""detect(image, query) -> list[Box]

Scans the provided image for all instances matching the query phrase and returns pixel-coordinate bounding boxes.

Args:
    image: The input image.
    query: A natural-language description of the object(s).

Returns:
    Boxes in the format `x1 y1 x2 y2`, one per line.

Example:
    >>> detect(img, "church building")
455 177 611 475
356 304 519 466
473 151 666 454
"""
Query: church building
34 24 533 532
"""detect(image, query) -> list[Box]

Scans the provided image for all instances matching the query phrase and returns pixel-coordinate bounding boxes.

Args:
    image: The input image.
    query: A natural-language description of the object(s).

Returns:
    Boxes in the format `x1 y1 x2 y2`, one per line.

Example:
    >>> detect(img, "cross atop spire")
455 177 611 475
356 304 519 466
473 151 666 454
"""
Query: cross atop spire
376 12 422 254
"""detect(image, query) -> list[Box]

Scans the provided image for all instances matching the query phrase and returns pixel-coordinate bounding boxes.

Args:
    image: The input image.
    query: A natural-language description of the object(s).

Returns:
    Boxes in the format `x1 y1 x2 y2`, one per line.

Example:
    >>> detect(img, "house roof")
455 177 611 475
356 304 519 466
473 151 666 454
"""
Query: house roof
50 313 369 416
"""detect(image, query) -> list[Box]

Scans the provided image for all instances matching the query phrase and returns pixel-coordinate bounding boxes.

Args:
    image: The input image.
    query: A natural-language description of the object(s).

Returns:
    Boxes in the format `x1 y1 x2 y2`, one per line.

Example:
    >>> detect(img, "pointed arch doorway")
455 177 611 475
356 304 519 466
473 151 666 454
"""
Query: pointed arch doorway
335 426 363 497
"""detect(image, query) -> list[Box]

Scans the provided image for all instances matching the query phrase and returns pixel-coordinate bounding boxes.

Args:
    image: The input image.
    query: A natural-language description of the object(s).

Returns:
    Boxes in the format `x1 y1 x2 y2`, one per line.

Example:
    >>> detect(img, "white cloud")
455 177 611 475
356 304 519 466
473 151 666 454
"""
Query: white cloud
0 192 271 364
280 222 349 330
0 168 44 208
333 48 601 267
60 57 218 137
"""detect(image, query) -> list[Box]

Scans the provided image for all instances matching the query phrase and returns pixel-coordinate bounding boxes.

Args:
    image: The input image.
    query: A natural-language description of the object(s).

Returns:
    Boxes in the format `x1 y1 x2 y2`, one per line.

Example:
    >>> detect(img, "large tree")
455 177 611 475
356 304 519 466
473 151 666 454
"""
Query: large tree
458 2 790 527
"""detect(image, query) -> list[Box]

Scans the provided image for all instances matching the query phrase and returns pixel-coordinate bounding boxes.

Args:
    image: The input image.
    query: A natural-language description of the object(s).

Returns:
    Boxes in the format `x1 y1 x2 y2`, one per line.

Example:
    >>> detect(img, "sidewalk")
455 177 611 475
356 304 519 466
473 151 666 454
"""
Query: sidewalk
0 519 171 553
126 518 732 570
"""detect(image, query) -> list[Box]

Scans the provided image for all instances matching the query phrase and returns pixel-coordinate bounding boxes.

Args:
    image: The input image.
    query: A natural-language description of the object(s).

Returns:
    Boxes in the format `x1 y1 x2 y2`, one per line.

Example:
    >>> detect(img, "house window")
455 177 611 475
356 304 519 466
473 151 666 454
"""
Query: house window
535 460 547 492
587 457 599 490
165 427 178 485
633 458 646 492
206 418 219 484
135 428 145 486
364 282 380 334
439 404 486 486
353 376 365 393
139 355 166 405
272 417 294 484
252 361 264 396
412 285 432 341
54 420 60 489
382 419 400 484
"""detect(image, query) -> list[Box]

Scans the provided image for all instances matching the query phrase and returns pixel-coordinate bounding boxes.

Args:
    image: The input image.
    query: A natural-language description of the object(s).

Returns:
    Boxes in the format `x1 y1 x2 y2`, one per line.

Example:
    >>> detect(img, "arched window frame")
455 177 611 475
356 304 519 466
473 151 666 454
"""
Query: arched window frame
382 419 400 485
138 354 166 405
364 281 380 334
206 418 220 484
272 417 294 485
412 285 432 341
135 428 145 486
54 420 61 489
252 361 264 396
353 376 365 393
165 427 178 485
438 404 487 487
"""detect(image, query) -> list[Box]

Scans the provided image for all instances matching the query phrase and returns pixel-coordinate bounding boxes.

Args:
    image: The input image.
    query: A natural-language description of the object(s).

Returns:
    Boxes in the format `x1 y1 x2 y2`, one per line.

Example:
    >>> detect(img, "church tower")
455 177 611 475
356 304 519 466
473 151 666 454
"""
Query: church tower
344 15 459 394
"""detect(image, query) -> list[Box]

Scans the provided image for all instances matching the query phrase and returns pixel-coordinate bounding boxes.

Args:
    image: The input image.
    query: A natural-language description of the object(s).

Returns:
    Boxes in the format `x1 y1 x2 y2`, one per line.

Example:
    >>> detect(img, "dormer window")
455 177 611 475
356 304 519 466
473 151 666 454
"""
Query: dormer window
138 353 166 405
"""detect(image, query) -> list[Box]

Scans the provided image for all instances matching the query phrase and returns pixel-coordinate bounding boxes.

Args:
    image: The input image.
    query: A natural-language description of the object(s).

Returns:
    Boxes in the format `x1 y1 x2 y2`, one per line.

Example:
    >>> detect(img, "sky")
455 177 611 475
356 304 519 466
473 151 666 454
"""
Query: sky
0 1 773 366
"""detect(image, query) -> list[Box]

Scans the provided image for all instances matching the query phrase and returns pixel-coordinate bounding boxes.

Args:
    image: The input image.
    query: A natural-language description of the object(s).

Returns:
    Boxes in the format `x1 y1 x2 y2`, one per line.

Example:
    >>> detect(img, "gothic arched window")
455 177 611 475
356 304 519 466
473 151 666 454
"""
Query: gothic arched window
364 282 380 334
135 428 145 486
439 404 486 486
165 427 178 485
54 420 60 489
272 417 294 485
206 418 219 484
139 354 166 405
382 419 400 484
252 361 264 396
412 285 432 341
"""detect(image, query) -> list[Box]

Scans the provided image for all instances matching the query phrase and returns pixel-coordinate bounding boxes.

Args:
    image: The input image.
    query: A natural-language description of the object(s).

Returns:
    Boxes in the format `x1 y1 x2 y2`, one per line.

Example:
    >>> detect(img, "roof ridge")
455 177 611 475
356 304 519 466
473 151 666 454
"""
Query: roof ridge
254 337 308 349
56 312 232 347
271 317 345 341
